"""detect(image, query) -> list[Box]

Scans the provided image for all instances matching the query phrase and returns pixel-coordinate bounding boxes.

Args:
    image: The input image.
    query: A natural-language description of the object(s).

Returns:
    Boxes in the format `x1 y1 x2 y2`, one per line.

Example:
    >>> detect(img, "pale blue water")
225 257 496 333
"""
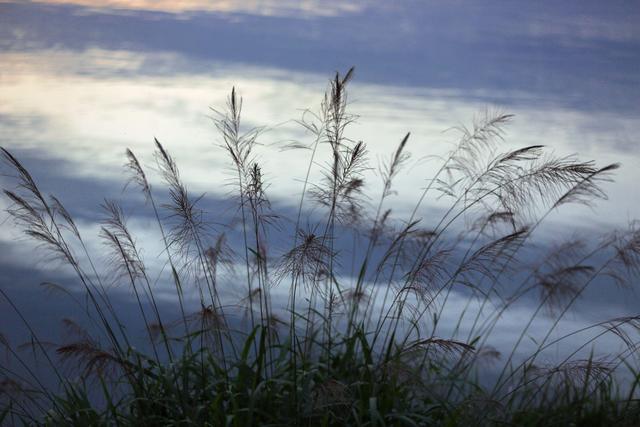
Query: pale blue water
1 0 639 387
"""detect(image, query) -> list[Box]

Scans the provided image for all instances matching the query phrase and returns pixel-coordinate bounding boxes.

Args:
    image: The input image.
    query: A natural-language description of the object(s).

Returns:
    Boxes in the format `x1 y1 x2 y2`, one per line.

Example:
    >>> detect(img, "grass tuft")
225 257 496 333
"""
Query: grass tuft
1 69 640 426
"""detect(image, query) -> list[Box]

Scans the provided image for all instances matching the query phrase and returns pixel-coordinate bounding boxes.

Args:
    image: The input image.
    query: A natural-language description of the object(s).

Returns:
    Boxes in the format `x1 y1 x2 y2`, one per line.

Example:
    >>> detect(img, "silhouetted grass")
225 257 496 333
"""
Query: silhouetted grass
1 68 640 426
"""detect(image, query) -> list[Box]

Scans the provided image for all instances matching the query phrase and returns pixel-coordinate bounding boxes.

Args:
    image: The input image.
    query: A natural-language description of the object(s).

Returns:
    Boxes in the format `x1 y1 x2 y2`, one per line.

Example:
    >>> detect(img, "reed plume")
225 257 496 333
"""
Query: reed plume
1 69 639 426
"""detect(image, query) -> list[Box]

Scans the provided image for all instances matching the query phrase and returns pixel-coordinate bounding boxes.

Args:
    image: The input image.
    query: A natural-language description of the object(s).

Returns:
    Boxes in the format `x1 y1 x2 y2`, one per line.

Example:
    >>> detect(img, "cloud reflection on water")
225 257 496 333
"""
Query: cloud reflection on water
1 47 638 228
12 0 367 17
0 0 639 377
2 1 639 113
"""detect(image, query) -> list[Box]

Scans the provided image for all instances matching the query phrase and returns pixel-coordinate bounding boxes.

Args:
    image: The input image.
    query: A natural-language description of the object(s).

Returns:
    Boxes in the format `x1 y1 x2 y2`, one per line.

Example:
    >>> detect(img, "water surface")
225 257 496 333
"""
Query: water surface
1 0 639 378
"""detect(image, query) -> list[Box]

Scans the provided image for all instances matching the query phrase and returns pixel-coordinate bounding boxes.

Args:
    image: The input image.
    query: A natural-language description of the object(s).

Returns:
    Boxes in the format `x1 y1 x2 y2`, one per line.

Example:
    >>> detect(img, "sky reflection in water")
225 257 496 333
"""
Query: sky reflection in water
1 0 640 366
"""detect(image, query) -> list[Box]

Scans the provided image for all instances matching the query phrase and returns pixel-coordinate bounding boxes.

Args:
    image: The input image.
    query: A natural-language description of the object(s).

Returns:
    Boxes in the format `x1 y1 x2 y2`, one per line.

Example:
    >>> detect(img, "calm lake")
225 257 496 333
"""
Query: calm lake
1 0 639 380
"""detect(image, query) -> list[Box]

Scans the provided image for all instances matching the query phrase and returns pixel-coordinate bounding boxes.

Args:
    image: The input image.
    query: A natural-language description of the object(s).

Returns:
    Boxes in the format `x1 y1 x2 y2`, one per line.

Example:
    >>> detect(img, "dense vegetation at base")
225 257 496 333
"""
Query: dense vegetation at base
1 68 640 426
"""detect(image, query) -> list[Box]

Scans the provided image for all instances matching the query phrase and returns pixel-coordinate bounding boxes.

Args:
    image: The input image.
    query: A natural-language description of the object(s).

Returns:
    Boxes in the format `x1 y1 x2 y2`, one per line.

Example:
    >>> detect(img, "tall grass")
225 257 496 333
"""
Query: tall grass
1 68 640 426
